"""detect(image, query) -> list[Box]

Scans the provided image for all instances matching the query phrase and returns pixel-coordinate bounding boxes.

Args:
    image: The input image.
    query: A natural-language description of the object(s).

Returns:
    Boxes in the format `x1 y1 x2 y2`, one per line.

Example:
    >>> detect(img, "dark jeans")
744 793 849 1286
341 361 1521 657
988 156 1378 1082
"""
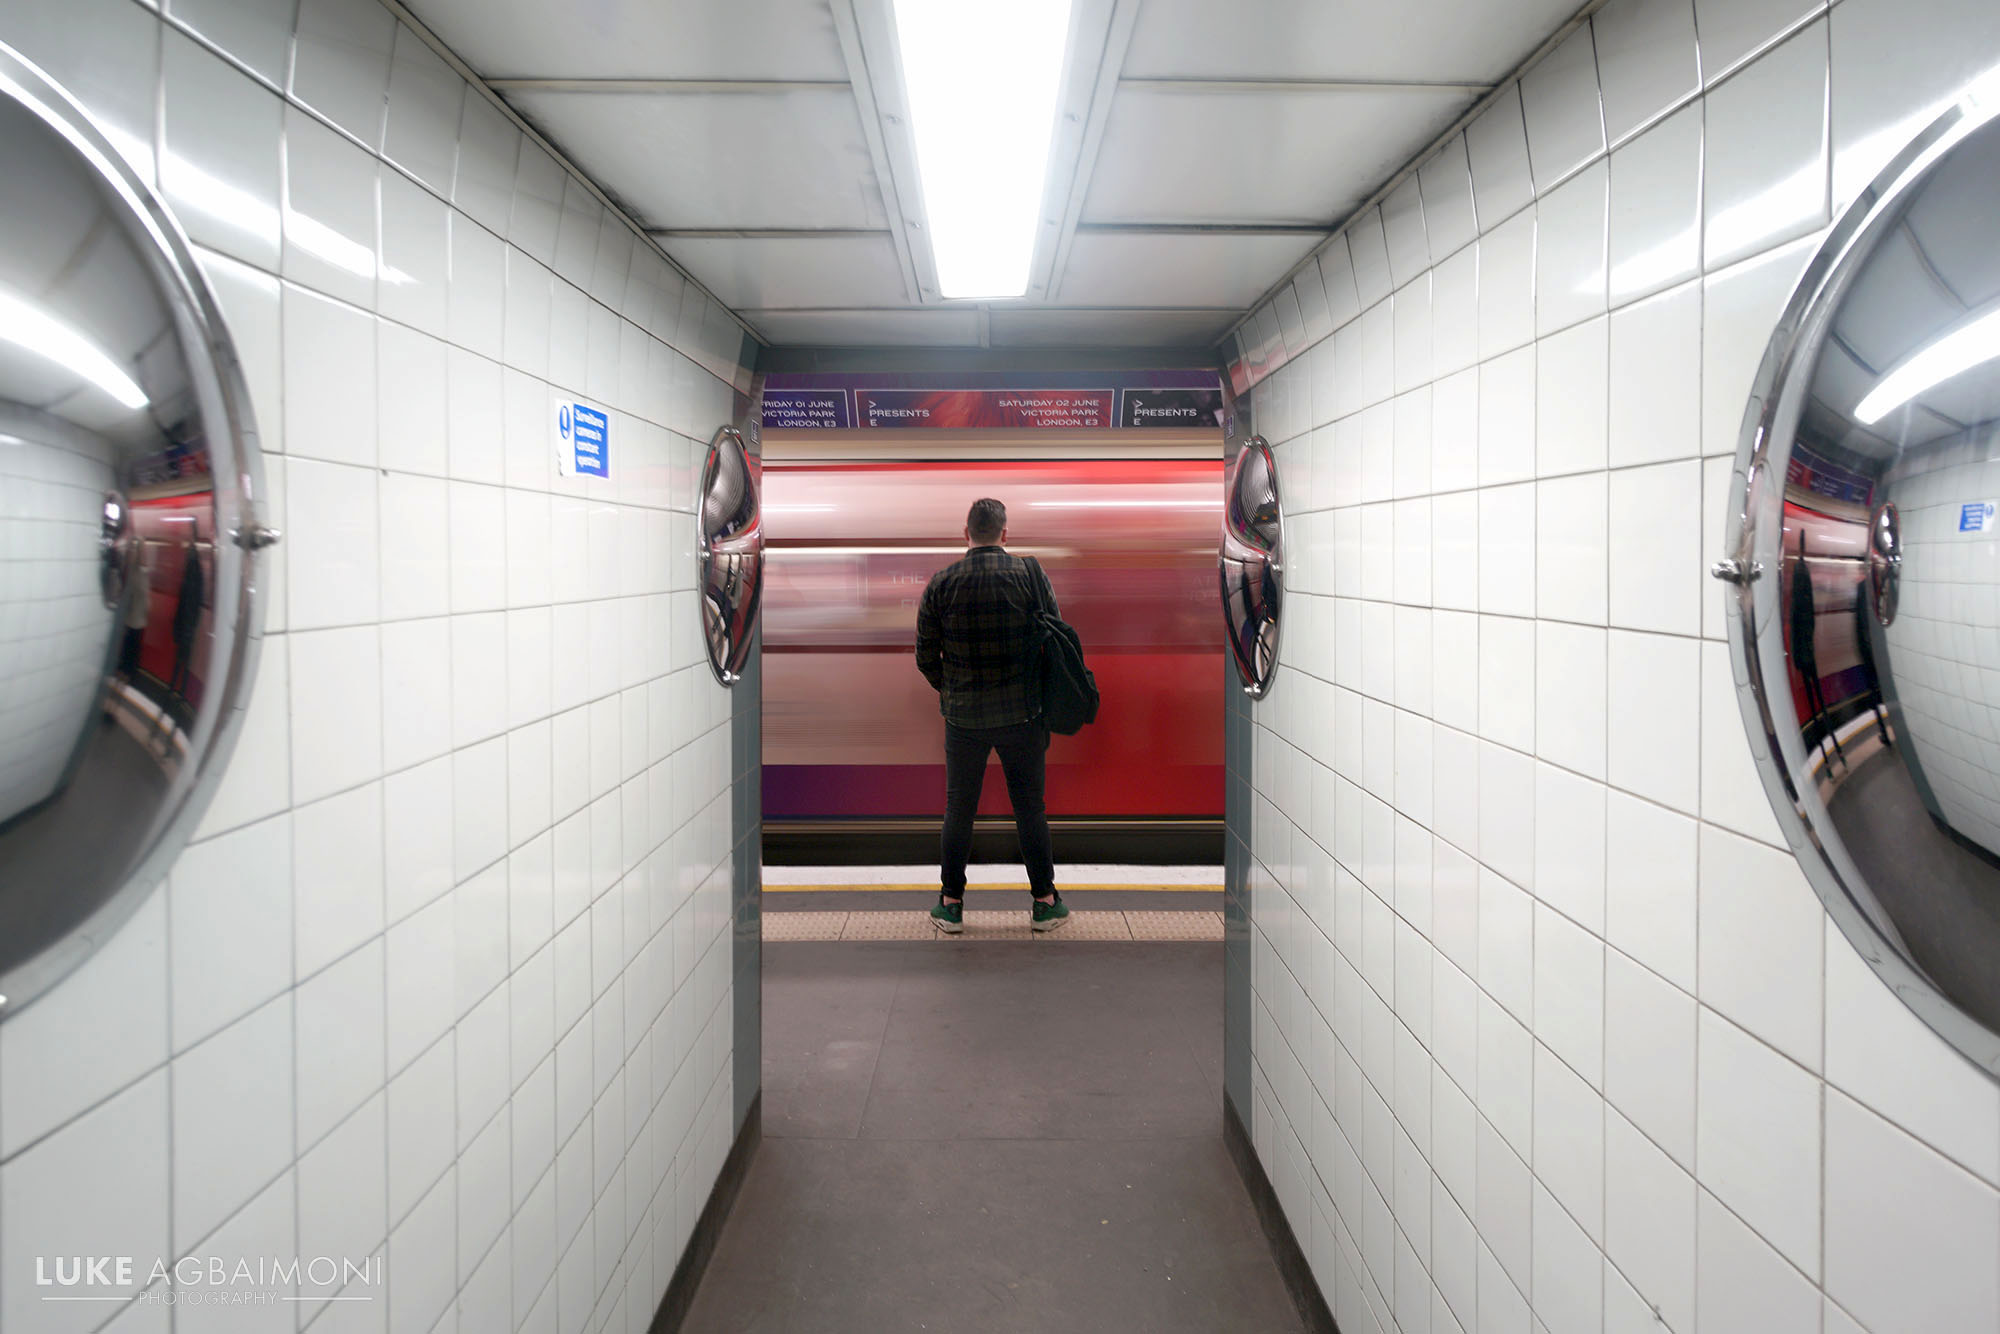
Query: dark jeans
941 720 1055 899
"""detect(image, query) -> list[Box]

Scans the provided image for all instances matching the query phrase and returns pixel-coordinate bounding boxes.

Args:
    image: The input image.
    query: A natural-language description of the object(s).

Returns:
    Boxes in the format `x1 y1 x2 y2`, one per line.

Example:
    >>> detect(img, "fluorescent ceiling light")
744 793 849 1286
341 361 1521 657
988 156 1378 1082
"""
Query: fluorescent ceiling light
1855 302 2000 425
0 288 147 409
1031 499 1221 509
892 0 1072 299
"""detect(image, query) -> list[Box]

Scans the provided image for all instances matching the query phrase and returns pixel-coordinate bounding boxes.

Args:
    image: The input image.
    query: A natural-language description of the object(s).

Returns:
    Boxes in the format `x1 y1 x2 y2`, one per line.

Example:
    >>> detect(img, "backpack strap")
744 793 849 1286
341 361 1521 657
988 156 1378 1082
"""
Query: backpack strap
1022 555 1054 615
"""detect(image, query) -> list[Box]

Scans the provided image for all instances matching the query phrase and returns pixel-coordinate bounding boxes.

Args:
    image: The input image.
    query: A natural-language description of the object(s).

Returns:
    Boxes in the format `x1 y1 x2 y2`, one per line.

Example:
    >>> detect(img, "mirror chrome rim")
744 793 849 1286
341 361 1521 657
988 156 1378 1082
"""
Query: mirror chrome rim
1221 434 1283 698
1718 82 2000 1076
0 44 273 1017
697 425 763 687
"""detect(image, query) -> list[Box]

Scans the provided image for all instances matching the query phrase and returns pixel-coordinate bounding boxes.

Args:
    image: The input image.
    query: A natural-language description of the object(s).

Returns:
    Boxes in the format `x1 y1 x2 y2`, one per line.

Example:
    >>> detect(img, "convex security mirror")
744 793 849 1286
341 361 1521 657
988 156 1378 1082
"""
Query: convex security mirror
698 426 763 685
1717 81 2000 1074
1220 434 1283 698
0 46 275 1016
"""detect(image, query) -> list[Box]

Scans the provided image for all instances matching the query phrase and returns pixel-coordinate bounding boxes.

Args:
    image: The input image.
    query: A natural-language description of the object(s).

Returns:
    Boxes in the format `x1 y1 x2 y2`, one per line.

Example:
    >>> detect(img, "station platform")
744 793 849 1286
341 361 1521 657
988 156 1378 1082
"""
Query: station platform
761 864 1223 937
681 931 1299 1332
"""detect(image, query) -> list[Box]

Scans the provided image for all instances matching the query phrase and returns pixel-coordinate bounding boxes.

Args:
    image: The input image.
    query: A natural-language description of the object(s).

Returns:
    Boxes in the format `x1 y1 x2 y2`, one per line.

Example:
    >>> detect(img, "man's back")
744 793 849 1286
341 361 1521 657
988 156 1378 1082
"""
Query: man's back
914 545 1053 729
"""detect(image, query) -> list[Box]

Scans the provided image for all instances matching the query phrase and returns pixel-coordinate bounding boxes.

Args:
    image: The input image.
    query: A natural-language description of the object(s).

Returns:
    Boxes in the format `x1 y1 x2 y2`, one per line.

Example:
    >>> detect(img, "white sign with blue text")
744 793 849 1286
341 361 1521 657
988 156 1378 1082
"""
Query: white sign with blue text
555 399 610 478
1960 500 1996 534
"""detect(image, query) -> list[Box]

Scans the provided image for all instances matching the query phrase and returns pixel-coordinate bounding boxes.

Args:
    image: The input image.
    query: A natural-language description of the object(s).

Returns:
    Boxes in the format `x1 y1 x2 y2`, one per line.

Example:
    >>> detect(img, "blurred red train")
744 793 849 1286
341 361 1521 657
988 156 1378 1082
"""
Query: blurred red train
760 458 1223 830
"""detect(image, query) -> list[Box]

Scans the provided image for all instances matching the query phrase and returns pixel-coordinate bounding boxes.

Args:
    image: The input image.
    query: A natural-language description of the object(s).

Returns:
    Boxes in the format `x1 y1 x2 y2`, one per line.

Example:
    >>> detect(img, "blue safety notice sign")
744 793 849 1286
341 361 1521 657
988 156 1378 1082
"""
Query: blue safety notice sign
556 401 610 478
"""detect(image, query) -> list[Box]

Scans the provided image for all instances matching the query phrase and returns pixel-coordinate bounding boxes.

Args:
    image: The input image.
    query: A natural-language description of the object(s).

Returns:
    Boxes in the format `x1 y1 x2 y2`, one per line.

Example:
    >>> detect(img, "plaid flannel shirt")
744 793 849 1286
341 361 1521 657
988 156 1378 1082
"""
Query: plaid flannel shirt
914 546 1057 729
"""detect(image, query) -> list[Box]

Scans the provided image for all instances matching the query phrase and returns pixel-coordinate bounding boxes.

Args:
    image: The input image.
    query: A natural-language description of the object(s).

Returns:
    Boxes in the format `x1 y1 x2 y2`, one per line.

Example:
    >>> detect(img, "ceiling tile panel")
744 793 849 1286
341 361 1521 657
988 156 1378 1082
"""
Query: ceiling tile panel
1082 87 1470 225
506 88 887 231
666 234 908 309
1121 0 1581 83
988 308 1240 348
1056 232 1324 309
739 309 981 347
407 0 848 80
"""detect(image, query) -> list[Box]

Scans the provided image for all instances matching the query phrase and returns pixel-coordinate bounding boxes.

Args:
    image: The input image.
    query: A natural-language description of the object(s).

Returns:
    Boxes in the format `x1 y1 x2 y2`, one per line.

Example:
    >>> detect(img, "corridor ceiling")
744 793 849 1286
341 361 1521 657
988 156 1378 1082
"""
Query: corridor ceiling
407 0 1584 349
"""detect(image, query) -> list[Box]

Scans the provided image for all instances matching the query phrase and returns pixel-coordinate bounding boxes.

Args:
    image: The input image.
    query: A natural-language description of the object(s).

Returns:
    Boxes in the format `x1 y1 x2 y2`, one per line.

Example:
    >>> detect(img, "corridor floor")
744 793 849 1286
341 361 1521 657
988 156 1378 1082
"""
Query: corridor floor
679 941 1303 1333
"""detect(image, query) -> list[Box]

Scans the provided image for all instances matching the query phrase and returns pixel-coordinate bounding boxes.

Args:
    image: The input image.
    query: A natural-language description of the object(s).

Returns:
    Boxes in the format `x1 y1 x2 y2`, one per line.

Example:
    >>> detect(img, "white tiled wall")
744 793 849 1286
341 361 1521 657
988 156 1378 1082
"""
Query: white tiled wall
0 411 115 825
1881 433 2000 858
0 1 757 1331
1227 2 2000 1332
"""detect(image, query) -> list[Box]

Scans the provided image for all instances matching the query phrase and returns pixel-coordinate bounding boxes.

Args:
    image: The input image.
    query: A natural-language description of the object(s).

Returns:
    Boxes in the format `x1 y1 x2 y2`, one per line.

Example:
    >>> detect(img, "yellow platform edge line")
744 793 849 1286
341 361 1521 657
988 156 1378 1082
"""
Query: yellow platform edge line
762 882 1224 893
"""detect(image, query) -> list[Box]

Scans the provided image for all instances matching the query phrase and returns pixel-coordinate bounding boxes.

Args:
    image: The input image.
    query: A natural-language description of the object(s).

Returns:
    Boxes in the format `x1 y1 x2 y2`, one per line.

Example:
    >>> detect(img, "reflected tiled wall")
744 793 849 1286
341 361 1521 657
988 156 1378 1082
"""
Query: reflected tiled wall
0 1 760 1331
1224 2 2000 1332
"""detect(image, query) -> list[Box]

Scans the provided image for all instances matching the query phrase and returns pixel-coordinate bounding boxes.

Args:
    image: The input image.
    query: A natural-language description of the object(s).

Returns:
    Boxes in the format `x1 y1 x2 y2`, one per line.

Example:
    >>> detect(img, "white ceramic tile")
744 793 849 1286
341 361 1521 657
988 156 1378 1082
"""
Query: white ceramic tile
1824 1089 2000 1334
1432 612 1481 735
1478 346 1536 487
1320 238 1363 330
454 739 510 886
384 756 454 924
1698 824 1825 1070
1703 22 1830 271
0 893 167 1157
1702 235 1816 459
1696 1009 1822 1277
1383 176 1431 289
1607 459 1701 635
1432 493 1480 612
1603 948 1696 1166
386 894 456 1076
1607 279 1700 467
1533 905 1604 1090
289 623 383 808
1349 208 1394 310
192 635 291 838
379 474 451 627
1536 162 1608 339
1698 640 1784 846
380 167 451 338
295 939 386 1151
2 0 159 179
295 1093 387 1302
1696 1186 1821 1334
389 1169 457 1334
169 814 292 1051
1697 0 1826 87
1829 0 2000 212
1477 485 1536 619
166 0 294 87
449 214 508 363
1296 269 1334 348
287 458 381 630
1467 85 1535 231
1533 762 1607 934
1603 790 1697 992
1594 0 1702 147
1478 615 1535 753
1605 630 1699 814
293 782 385 980
1478 211 1537 360
455 95 521 240
1521 25 1607 192
1603 1107 1696 1334
161 32 283 271
381 23 460 195
283 285 378 466
1394 276 1433 396
1419 136 1480 262
283 108 380 309
0 1073 169 1334
291 0 395 147
199 251 286 457
450 612 508 749
1430 248 1480 381
1534 621 1606 779
1533 1180 1603 1334
1607 105 1702 305
1535 318 1608 479
378 320 449 479
1534 1042 1605 1238
170 996 292 1250
1393 387 1433 502
1534 472 1609 630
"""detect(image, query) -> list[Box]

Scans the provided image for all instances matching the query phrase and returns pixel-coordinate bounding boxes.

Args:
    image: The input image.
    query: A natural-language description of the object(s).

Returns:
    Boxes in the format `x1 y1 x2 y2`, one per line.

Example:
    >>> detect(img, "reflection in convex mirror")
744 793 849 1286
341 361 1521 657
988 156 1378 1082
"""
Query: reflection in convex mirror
0 46 275 1016
1718 77 2000 1073
1220 435 1282 698
699 426 763 686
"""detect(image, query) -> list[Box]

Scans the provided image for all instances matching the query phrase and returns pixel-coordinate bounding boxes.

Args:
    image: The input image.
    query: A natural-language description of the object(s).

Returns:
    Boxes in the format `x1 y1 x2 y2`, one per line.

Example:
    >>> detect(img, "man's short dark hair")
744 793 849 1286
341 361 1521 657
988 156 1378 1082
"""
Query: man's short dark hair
967 498 1006 543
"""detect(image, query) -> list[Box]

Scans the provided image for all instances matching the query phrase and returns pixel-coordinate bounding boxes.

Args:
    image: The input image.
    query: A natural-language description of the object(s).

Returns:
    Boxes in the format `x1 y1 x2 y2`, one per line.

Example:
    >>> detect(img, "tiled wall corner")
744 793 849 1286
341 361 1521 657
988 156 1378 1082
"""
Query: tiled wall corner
1224 2 2000 1332
0 1 761 1331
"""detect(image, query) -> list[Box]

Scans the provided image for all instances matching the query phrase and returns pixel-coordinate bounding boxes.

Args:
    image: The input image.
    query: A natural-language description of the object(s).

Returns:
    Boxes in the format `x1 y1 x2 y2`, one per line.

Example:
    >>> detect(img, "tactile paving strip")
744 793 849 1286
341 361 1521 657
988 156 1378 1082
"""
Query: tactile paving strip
764 910 1221 942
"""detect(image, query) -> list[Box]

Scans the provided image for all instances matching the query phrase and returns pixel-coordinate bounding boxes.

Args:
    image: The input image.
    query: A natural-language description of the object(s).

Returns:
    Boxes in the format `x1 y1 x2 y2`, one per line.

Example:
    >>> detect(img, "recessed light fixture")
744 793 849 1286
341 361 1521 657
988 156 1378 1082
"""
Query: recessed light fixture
0 288 147 409
891 0 1073 300
1855 301 2000 425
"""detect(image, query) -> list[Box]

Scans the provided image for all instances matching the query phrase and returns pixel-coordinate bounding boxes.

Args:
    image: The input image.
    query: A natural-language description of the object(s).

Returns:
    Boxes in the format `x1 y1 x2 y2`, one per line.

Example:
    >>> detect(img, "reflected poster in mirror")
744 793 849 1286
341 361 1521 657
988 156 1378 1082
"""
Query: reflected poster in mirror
1718 80 2000 1074
699 426 763 685
0 46 275 1015
1220 434 1282 698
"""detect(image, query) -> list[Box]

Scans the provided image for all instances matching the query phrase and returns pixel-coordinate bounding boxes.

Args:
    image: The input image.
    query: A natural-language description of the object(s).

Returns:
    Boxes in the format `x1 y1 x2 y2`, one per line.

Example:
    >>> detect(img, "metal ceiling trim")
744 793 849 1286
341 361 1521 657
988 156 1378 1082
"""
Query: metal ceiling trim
1075 223 1338 235
374 0 766 349
1119 76 1491 94
648 228 896 240
1213 0 1610 358
1047 0 1146 307
486 78 852 94
827 0 925 305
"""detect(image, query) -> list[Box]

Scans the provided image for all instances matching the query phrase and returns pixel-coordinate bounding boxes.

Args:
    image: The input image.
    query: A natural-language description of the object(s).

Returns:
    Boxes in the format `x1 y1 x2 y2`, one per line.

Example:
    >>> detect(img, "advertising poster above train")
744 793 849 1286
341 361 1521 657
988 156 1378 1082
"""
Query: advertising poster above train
759 369 1220 430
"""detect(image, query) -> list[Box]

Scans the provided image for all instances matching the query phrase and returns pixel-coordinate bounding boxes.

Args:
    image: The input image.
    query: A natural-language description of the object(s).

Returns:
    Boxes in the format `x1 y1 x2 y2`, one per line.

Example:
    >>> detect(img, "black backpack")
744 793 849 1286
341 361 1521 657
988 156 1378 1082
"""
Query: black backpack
1024 557 1100 735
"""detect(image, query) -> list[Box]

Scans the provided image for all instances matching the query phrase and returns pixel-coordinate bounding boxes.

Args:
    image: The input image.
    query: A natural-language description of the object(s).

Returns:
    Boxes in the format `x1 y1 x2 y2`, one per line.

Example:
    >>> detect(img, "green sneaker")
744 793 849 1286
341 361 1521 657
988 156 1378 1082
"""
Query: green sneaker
1031 895 1070 932
931 897 963 934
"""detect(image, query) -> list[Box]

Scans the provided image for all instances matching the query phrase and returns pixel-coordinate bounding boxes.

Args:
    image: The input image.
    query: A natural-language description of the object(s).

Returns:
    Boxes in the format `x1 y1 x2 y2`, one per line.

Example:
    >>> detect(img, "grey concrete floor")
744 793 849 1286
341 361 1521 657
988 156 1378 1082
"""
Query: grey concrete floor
680 942 1302 1334
760 888 1224 913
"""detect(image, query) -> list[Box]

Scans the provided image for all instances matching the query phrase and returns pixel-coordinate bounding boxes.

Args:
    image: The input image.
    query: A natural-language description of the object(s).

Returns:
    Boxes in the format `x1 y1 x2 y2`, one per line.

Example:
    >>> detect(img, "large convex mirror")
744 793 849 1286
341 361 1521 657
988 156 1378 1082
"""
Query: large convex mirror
1719 83 2000 1074
699 426 763 686
1220 434 1282 698
0 47 275 1017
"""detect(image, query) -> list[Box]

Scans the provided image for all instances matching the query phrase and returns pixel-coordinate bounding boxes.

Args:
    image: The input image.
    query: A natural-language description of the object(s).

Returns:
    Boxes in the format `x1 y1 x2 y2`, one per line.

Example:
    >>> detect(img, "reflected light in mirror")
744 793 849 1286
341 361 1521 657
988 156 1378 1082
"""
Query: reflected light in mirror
1855 301 2000 424
0 287 147 408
